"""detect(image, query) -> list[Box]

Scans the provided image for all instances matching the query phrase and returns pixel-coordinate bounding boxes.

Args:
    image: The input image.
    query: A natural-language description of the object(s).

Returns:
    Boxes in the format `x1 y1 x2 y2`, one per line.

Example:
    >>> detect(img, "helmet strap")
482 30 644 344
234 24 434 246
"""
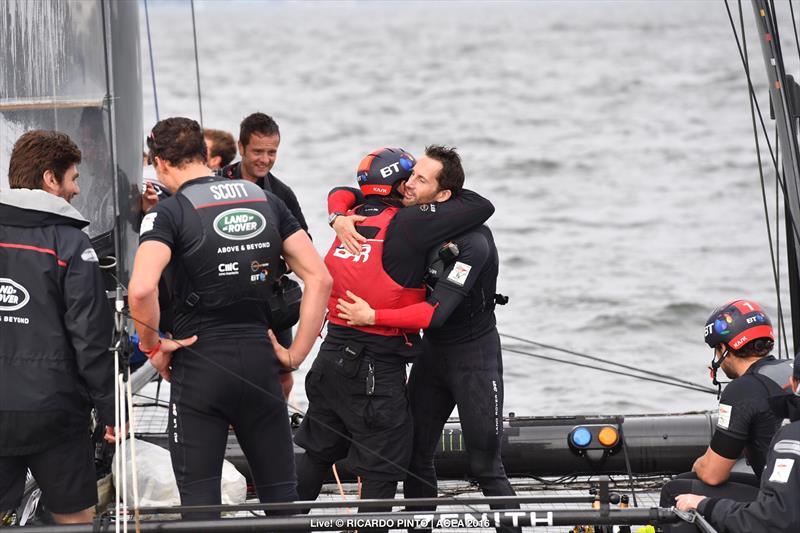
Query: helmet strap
709 347 729 400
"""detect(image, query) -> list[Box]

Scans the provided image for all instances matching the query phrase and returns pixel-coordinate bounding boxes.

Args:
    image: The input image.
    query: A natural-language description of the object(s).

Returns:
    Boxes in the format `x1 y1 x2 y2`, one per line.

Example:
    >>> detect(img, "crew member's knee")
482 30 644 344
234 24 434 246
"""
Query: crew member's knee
468 449 503 481
51 506 95 524
659 478 692 507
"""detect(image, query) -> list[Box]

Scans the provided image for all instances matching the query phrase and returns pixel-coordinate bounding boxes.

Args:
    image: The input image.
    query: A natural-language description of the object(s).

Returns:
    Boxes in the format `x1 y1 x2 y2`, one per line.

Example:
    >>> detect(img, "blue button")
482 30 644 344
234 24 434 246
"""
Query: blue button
572 427 592 447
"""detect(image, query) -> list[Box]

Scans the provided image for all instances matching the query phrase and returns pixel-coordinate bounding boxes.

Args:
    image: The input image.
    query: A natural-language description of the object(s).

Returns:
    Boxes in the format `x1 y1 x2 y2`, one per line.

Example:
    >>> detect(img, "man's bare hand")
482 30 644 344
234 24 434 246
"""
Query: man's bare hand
148 335 198 382
268 329 296 370
333 214 367 255
104 423 130 443
141 182 159 213
675 493 706 512
336 290 376 326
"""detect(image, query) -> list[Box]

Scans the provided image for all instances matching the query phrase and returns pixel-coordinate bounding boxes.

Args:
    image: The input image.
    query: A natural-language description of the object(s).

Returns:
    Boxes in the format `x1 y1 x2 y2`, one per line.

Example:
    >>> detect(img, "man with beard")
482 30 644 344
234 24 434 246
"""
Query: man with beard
333 145 519 533
0 130 116 524
659 300 793 532
676 356 800 532
295 146 494 532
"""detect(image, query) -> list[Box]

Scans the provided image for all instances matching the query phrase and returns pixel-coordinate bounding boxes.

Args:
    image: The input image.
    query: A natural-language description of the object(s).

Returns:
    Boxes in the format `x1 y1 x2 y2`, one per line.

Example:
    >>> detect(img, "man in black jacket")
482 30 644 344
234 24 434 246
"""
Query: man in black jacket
676 357 800 532
0 131 116 524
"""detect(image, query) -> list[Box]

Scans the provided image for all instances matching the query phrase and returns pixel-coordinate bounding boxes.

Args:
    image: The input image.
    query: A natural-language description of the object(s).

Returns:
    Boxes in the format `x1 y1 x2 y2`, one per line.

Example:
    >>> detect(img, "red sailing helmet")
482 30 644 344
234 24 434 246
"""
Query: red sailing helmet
704 299 774 351
356 147 416 196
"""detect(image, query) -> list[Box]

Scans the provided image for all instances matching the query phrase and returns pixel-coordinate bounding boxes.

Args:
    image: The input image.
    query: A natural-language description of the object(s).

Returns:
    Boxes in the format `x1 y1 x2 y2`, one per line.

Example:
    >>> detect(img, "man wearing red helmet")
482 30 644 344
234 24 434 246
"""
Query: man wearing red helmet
659 299 793 532
674 357 800 532
291 146 494 527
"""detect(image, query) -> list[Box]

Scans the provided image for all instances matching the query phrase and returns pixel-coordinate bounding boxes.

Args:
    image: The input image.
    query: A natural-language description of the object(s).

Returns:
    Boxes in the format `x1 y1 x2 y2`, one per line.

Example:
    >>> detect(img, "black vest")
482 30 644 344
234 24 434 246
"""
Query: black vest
178 178 283 310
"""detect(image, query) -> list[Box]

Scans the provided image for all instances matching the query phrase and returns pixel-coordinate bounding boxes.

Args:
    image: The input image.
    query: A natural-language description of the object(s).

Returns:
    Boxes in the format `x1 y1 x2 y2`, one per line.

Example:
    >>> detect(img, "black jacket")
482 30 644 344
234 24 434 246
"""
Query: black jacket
219 162 309 235
700 416 800 532
0 189 114 455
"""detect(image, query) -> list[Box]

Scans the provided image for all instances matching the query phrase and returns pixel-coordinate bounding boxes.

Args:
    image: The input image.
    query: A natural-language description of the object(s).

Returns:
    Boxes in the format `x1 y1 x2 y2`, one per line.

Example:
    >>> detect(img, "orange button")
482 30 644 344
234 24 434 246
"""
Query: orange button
598 426 619 447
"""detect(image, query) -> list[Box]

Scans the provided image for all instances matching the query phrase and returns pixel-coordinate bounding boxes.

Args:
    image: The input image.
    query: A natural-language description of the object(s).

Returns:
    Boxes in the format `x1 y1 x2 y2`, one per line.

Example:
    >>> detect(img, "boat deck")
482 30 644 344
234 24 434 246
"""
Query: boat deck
130 379 665 532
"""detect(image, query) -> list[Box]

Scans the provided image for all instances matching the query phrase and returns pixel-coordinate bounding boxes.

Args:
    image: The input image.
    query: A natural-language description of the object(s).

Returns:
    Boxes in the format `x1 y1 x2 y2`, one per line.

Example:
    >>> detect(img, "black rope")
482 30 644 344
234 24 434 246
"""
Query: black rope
726 0 800 358
502 347 716 395
789 0 800 67
189 0 204 128
143 0 160 121
735 0 789 359
724 0 800 239
498 333 714 392
618 423 638 508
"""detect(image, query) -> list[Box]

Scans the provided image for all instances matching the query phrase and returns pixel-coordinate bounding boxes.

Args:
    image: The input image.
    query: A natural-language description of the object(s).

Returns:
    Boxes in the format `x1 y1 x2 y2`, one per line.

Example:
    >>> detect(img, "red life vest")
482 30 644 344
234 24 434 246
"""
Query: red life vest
324 205 426 336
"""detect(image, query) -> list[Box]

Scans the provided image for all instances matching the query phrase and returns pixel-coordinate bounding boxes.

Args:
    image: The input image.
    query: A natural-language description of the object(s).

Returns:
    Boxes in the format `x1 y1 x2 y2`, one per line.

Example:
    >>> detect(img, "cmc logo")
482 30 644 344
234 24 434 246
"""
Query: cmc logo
213 208 266 241
218 262 239 276
0 278 30 311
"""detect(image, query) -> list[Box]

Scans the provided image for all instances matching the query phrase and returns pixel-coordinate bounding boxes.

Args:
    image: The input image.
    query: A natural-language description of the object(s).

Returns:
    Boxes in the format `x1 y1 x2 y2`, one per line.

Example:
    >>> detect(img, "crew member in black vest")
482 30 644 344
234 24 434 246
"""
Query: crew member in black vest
219 112 309 396
334 146 518 533
659 300 793 532
294 147 494 529
129 117 331 518
676 356 800 532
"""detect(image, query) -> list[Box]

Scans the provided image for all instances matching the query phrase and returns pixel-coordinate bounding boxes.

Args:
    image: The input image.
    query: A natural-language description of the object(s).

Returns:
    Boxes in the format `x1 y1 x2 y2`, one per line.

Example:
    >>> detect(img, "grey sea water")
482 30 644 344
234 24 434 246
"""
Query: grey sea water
139 0 793 416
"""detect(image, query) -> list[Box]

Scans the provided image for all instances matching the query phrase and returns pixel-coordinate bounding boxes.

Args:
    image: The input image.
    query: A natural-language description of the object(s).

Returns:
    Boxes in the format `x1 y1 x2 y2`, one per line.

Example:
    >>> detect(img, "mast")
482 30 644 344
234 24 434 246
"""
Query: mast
751 0 800 354
101 0 143 286
0 0 142 285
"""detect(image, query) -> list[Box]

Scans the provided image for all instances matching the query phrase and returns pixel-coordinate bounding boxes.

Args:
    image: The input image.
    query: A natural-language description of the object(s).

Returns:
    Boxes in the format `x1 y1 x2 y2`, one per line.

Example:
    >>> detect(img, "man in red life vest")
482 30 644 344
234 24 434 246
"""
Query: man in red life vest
293 147 494 528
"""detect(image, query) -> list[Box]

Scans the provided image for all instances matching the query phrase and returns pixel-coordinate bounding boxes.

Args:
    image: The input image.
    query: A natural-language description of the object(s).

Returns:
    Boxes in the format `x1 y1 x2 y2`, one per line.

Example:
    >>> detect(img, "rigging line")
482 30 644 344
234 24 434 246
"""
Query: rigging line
762 0 800 356
618 424 638 508
143 0 160 121
190 0 204 128
502 347 717 395
766 0 800 227
726 0 800 297
737 0 789 359
789 0 800 71
498 332 711 390
725 0 795 194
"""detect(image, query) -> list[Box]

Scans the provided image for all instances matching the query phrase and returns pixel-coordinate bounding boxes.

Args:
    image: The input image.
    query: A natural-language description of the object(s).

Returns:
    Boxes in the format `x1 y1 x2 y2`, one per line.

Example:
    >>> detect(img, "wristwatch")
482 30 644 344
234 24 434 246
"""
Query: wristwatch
328 212 344 227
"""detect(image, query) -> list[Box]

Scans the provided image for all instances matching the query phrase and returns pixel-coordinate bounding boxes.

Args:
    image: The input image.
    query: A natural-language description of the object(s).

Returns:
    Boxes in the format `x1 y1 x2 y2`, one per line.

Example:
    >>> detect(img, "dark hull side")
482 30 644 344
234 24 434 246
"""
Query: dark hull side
140 412 715 481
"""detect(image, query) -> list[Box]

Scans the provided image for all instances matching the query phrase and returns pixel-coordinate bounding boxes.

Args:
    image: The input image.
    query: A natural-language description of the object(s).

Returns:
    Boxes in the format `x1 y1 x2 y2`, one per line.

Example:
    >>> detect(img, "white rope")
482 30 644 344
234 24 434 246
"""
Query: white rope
125 372 142 533
114 351 120 533
118 374 128 533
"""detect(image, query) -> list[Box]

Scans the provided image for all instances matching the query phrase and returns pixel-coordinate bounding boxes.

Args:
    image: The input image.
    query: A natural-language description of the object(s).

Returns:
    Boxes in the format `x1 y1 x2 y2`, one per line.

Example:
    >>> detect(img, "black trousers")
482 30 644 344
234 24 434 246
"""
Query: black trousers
169 336 297 520
403 330 519 533
295 341 413 533
659 471 760 532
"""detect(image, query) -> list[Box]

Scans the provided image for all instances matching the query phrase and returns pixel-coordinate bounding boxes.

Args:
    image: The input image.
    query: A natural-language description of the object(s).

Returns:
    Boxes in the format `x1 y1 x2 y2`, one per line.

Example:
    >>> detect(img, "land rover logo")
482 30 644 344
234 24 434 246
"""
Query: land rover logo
0 278 30 311
213 208 266 241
